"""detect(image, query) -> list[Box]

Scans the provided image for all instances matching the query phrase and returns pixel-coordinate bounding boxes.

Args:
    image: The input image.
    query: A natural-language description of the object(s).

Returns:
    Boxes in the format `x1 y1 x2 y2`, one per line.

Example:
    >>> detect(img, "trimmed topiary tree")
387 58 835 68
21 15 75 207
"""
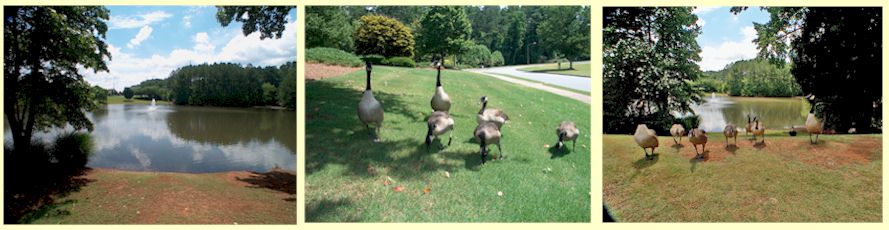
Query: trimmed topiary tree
354 15 415 58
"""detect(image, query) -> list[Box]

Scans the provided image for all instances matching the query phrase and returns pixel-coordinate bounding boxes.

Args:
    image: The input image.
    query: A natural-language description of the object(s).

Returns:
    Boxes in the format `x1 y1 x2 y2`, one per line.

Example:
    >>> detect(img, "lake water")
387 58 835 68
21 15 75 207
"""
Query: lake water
5 104 296 173
689 95 807 133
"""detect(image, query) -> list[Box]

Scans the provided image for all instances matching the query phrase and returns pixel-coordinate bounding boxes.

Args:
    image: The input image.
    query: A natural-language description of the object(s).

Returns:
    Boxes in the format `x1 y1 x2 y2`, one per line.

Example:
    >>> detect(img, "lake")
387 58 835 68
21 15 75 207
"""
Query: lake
5 104 296 173
689 94 807 133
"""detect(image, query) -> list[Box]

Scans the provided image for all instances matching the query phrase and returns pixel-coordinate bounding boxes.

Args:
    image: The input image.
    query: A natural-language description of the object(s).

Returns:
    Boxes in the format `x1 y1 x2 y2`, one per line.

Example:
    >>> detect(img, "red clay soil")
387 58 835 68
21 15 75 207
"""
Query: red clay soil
85 169 296 224
673 136 881 169
305 63 361 80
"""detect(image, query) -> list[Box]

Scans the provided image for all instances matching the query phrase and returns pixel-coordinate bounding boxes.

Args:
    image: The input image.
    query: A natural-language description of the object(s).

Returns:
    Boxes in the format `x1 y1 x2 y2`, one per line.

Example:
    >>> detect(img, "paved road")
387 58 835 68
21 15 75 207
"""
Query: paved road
469 61 591 92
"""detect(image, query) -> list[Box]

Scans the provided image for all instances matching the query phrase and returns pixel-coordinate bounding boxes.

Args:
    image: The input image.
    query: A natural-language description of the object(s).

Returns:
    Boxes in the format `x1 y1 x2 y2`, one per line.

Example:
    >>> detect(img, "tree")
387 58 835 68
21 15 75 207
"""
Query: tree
306 6 354 52
537 6 590 69
262 83 278 105
91 86 109 105
123 87 134 99
734 7 881 133
416 6 473 62
216 6 295 40
502 11 526 65
603 7 704 133
4 6 111 152
462 44 493 67
353 15 415 57
277 62 296 109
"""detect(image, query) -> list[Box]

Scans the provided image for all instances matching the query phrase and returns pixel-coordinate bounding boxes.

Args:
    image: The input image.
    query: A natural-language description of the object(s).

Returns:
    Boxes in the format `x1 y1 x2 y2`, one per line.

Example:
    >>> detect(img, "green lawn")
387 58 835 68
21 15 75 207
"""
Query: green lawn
603 131 882 222
106 95 172 105
306 66 591 222
518 62 591 77
26 169 296 224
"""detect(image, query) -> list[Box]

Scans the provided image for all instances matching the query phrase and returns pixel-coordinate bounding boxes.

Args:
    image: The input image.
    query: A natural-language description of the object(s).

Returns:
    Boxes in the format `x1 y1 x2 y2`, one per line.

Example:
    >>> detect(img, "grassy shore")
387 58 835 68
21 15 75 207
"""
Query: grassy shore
106 95 172 105
306 66 590 222
25 168 296 224
518 63 591 77
603 131 881 222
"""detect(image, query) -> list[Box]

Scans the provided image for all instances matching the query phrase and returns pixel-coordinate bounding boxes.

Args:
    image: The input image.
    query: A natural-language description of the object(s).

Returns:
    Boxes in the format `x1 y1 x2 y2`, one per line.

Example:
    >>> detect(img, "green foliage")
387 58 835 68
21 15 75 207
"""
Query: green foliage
122 87 134 99
603 7 704 134
461 43 493 67
416 6 473 60
52 132 93 172
216 6 294 39
277 62 296 110
746 7 881 132
4 6 111 152
382 56 417 67
354 15 416 57
490 51 505 66
706 59 802 97
306 6 354 52
91 86 109 105
131 79 170 100
361 54 386 65
501 11 526 65
262 83 278 105
305 47 362 67
167 63 291 107
537 6 591 68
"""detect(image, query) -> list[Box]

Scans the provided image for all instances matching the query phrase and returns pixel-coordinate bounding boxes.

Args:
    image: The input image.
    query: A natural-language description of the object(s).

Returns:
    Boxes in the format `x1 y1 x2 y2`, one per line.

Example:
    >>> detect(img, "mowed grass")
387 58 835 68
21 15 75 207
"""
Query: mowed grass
28 169 296 224
518 63 591 77
106 95 172 105
603 131 882 222
306 66 591 222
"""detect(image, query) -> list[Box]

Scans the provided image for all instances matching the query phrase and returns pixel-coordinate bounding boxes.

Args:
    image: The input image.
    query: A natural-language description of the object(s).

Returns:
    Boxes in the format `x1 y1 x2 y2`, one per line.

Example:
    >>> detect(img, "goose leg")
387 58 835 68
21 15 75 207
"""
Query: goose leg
481 146 487 164
498 144 504 160
447 132 453 146
642 147 649 159
815 134 820 144
573 140 577 151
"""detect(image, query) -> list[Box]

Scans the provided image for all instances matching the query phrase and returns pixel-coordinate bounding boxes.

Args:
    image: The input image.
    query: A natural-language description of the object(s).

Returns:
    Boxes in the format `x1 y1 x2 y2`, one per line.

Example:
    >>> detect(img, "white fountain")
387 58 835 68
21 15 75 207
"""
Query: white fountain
148 98 158 111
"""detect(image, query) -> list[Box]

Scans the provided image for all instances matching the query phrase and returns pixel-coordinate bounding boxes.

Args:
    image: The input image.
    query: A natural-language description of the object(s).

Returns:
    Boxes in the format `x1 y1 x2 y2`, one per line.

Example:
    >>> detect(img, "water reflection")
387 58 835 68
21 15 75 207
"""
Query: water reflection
690 95 807 132
5 104 296 173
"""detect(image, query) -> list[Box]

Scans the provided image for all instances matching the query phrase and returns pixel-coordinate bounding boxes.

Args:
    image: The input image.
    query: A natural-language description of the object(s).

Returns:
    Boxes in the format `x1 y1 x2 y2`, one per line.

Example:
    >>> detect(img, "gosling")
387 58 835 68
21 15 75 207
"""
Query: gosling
633 124 659 160
556 121 580 153
688 128 708 159
670 124 685 145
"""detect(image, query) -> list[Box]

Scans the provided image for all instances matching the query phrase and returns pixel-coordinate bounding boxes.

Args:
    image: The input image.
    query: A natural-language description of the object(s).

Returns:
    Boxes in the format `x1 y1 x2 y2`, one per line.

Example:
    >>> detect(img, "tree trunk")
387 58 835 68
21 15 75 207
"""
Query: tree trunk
569 59 574 69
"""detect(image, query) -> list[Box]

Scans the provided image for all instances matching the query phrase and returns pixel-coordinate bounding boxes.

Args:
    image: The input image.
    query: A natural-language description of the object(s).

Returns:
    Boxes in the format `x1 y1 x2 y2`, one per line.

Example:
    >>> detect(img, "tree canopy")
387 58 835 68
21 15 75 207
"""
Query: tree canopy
4 6 111 151
216 6 295 39
353 15 415 58
603 7 704 133
416 6 473 60
537 6 591 68
306 6 354 52
739 7 882 132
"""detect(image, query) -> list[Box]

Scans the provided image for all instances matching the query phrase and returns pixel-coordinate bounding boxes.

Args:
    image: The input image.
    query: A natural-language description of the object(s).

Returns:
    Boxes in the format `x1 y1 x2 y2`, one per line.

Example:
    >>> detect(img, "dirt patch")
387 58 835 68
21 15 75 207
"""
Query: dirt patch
306 63 361 80
669 136 881 168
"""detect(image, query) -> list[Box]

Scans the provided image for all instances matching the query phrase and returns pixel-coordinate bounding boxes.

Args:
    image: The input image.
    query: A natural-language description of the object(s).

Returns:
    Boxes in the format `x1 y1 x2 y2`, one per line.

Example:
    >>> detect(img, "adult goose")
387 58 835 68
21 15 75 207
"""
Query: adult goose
805 94 825 144
430 61 451 112
633 124 659 160
477 96 509 128
669 124 685 145
358 62 384 142
556 121 580 153
688 128 708 159
474 121 502 164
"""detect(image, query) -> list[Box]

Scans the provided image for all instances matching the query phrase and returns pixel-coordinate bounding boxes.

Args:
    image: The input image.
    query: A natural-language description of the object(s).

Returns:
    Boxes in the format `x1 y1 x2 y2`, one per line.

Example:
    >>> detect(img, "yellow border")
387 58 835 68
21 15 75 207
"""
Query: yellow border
0 0 886 228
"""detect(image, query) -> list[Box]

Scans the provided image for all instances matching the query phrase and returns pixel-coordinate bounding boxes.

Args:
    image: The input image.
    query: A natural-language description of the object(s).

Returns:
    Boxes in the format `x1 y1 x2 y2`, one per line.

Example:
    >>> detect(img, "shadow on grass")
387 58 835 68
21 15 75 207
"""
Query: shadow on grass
4 151 95 224
547 144 571 159
306 198 360 222
688 151 709 173
724 144 739 155
237 170 296 202
305 80 475 180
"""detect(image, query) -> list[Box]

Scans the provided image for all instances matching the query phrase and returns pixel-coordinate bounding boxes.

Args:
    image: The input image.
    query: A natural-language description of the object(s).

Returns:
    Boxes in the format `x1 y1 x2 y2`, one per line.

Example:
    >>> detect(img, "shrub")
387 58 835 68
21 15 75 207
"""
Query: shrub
123 87 134 99
306 6 354 52
52 132 93 172
383 56 416 68
306 47 362 67
461 44 492 68
354 15 416 58
490 51 505 67
361 54 386 65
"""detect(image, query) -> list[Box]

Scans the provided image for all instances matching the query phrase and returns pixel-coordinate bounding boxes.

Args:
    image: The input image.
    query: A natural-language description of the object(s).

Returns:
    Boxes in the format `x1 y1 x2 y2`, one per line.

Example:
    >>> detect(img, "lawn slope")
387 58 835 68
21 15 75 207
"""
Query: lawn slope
306 66 591 222
518 63 591 77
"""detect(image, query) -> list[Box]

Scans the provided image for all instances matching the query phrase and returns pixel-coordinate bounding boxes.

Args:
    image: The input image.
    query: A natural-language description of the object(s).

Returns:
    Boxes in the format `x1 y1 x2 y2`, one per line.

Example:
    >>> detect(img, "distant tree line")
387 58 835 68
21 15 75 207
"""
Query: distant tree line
700 58 803 97
123 62 296 109
306 6 590 68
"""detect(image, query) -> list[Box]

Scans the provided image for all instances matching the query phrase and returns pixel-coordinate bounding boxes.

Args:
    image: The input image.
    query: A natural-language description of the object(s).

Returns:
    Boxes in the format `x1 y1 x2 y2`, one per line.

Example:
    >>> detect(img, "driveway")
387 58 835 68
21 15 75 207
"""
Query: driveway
469 61 591 92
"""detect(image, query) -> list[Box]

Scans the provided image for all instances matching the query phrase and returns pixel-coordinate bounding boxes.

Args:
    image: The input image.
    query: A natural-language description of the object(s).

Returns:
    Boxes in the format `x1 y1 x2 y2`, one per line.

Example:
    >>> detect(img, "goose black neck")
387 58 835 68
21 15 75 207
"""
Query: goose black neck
365 70 372 90
559 132 566 142
436 68 442 87
479 101 487 114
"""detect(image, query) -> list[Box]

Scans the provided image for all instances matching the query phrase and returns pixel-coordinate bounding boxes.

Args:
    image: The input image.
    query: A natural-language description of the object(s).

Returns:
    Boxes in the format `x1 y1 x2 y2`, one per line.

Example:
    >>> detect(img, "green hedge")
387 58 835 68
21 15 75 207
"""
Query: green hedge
306 47 362 67
382 56 416 67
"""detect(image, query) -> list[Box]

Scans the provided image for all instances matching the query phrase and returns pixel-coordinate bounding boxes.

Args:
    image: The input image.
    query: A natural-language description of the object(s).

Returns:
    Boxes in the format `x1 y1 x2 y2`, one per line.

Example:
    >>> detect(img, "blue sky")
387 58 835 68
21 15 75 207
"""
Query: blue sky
693 6 770 71
85 6 296 91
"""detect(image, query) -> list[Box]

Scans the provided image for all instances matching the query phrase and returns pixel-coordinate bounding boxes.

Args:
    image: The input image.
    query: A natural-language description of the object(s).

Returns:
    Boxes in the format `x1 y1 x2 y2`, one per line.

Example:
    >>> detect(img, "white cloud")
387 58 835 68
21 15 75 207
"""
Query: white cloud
127 26 153 48
692 7 720 15
109 11 173 29
85 20 297 91
698 26 759 71
183 15 192 28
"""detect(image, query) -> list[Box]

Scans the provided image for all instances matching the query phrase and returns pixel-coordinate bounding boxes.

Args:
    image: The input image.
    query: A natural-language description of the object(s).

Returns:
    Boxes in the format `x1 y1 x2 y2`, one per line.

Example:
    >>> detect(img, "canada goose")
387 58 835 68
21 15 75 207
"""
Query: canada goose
426 111 454 151
751 118 765 143
669 124 685 144
633 124 658 160
724 124 738 145
474 121 502 164
556 121 580 153
477 96 509 128
745 115 754 138
430 61 451 112
358 62 384 142
805 94 824 144
688 128 708 159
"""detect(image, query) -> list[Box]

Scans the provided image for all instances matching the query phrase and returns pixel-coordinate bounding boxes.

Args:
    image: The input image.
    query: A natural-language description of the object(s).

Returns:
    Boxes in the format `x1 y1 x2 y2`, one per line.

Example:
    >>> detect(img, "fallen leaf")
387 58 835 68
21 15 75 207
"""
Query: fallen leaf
136 211 140 214
497 191 504 197
394 186 405 192
387 176 395 183
383 179 391 186
423 187 431 194
444 171 451 178
544 144 550 148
